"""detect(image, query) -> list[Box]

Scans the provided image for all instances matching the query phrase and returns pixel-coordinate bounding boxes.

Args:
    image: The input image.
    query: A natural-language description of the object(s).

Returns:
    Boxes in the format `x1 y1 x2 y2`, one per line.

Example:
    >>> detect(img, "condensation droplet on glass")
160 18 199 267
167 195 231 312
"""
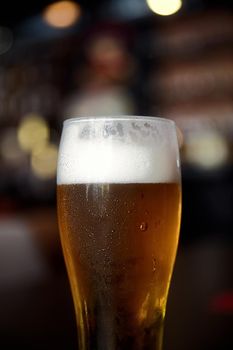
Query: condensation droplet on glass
139 222 148 231
153 258 156 272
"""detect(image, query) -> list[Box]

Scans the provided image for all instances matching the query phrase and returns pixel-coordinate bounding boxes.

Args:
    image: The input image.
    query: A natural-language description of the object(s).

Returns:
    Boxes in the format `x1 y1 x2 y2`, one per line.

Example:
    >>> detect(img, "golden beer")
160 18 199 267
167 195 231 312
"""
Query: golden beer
57 182 181 349
57 117 181 349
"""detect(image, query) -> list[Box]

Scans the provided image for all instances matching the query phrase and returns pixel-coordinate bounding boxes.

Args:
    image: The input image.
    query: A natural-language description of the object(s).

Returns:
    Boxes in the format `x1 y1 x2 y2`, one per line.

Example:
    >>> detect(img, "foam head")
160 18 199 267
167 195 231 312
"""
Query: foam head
57 117 180 184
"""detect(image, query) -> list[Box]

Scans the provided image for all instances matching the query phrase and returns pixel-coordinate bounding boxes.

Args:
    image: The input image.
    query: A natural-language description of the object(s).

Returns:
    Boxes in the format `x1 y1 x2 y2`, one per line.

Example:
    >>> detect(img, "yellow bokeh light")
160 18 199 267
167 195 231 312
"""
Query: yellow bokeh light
185 131 228 169
146 0 182 16
31 143 58 179
43 1 81 28
17 114 49 153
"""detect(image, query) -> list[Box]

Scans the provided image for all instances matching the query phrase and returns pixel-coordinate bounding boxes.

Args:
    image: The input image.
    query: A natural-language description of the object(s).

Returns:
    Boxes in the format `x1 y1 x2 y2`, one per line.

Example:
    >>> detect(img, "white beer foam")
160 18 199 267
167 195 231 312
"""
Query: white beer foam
57 121 180 184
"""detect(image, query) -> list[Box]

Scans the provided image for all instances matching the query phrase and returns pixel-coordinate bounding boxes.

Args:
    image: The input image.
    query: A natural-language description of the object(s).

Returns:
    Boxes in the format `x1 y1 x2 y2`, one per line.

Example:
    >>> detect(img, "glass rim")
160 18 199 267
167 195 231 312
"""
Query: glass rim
63 115 175 126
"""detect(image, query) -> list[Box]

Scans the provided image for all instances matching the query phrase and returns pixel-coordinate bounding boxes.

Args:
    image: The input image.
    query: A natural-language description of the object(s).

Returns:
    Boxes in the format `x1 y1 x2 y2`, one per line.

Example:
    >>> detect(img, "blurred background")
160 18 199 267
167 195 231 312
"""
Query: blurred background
0 0 232 349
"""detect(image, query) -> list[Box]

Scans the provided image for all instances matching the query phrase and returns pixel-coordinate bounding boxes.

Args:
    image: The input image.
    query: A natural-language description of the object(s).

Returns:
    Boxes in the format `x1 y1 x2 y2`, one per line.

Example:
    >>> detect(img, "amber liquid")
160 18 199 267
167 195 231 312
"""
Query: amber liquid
57 183 181 350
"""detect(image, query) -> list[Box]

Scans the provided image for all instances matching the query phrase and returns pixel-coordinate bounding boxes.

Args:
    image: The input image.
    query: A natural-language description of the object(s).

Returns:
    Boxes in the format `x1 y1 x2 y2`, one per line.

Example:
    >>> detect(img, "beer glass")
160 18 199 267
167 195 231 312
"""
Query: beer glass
57 116 181 350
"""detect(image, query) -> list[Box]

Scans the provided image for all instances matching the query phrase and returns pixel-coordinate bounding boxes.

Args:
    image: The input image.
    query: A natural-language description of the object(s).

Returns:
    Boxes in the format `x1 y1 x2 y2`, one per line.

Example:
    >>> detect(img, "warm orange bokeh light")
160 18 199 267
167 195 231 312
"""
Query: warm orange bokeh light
43 1 81 28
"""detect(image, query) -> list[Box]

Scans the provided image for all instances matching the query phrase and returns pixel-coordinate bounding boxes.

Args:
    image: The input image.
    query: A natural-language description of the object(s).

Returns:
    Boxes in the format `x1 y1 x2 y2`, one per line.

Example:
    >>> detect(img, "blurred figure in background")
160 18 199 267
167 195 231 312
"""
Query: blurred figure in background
63 24 136 117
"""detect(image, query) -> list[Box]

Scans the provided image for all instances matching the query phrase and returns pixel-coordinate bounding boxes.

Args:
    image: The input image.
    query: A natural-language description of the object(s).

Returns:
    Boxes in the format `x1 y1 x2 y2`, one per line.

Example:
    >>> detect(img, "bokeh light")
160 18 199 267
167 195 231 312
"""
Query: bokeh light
31 143 58 179
146 0 182 16
185 130 229 169
17 114 49 153
43 1 81 28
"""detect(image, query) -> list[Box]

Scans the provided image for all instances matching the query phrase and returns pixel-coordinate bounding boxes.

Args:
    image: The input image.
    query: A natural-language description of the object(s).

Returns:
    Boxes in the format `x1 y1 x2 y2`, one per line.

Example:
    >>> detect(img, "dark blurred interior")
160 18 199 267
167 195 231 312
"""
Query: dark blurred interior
0 0 232 349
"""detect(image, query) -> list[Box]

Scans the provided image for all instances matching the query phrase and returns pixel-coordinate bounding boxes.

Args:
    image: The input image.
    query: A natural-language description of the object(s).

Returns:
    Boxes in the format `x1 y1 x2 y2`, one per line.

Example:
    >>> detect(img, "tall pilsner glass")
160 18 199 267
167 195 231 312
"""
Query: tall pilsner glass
57 116 181 350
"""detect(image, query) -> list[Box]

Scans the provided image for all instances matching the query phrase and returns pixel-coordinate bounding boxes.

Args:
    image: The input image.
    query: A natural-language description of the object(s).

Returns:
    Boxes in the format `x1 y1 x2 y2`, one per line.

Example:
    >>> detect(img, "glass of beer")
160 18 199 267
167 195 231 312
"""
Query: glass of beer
57 116 181 350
